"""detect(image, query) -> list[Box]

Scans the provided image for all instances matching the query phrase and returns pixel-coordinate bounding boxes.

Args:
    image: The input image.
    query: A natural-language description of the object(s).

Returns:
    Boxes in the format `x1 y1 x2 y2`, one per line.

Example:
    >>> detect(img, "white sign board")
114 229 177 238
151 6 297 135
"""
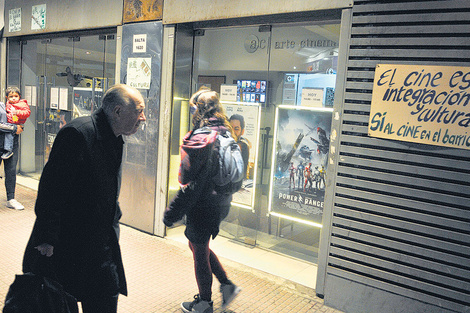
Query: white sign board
50 87 59 109
59 88 68 110
133 34 147 53
301 87 323 107
222 102 261 209
220 85 237 101
24 86 37 107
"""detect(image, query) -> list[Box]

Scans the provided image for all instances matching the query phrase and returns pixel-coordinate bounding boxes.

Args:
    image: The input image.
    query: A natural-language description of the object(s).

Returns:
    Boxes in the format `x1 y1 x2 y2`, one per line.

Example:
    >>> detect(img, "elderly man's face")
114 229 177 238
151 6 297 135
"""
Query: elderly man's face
115 90 146 136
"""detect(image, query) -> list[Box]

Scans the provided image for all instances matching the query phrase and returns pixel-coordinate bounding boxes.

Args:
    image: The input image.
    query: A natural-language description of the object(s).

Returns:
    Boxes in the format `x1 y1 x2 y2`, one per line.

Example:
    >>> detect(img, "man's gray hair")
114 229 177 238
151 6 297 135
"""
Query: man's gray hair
101 84 135 116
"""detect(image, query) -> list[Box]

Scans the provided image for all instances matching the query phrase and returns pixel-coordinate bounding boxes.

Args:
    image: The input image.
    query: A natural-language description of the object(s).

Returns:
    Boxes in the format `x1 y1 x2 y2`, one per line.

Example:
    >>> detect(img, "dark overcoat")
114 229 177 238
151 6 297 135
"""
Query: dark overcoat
22 108 127 300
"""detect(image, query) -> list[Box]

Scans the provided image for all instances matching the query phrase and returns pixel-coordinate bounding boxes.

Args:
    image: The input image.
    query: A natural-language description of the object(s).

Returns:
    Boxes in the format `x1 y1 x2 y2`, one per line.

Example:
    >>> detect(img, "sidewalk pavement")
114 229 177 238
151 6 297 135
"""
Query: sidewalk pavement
0 182 343 313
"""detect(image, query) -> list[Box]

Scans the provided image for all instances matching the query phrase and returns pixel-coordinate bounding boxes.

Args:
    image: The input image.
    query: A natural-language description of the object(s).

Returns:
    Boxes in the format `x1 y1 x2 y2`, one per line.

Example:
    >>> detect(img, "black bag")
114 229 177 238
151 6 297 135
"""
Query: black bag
3 273 78 313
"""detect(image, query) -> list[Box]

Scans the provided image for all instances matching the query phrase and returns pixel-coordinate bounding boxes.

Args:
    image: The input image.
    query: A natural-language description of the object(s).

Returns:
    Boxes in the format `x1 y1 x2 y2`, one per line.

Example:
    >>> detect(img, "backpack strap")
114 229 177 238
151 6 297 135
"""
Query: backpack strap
192 126 212 136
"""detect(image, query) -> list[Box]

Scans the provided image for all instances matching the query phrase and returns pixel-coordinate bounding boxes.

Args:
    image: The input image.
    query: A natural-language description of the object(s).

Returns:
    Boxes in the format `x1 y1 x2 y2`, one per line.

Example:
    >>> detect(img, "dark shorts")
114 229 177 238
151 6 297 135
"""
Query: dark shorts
185 204 230 244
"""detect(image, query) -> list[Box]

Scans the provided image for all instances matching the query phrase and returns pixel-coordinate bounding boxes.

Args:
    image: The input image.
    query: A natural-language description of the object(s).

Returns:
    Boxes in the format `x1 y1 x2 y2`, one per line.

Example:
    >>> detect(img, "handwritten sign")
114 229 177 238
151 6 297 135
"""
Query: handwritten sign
9 8 21 32
127 57 151 89
31 4 46 30
369 64 470 150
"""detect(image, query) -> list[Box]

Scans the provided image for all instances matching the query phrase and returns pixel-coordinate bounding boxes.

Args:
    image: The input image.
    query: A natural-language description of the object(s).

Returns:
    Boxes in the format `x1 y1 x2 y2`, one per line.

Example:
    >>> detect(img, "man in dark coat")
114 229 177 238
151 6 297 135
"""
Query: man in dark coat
22 84 146 313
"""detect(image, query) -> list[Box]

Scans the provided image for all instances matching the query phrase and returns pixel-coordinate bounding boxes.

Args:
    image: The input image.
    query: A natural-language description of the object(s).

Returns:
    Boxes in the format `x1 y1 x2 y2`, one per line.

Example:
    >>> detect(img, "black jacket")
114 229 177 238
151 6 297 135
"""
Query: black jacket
23 108 127 300
164 122 232 244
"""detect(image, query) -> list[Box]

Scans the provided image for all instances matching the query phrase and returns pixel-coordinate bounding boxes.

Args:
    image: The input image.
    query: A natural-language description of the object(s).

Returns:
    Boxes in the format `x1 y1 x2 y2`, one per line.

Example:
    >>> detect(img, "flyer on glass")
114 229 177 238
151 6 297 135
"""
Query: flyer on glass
268 106 332 225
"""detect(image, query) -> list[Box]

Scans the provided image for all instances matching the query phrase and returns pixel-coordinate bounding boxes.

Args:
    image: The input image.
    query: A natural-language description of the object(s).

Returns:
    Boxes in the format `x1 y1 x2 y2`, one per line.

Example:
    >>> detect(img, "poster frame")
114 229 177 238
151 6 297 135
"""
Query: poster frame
267 105 333 228
221 101 262 210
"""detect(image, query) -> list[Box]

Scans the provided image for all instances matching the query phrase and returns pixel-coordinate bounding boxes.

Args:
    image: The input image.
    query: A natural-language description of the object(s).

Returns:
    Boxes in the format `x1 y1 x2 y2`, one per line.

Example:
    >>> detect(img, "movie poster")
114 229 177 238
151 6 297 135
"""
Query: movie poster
222 102 261 209
268 106 333 225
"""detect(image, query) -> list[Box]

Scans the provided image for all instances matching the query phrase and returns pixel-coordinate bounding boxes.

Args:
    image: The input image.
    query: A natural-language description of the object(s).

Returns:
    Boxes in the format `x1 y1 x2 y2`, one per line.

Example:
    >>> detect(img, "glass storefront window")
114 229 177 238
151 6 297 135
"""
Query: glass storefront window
168 21 340 263
8 31 116 179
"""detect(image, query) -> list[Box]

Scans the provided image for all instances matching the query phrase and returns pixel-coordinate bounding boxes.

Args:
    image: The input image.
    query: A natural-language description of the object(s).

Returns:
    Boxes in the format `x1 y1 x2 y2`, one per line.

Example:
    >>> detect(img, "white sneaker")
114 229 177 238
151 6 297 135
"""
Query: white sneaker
7 199 24 210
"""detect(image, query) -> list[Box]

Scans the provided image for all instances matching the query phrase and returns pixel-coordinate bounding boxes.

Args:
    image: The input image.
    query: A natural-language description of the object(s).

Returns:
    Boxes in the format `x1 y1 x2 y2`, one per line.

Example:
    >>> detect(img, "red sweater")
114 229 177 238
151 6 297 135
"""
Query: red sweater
6 99 31 125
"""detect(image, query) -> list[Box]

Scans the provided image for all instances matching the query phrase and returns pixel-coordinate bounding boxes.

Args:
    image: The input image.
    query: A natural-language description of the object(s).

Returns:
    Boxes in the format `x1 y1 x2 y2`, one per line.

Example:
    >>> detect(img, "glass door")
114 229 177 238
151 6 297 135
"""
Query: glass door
17 32 116 179
198 26 271 247
44 37 73 164
167 25 272 246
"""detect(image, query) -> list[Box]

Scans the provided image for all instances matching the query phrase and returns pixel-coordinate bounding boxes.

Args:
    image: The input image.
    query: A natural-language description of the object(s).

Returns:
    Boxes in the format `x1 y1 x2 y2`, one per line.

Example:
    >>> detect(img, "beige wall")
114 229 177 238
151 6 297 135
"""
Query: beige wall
3 0 352 37
4 0 123 37
163 0 352 24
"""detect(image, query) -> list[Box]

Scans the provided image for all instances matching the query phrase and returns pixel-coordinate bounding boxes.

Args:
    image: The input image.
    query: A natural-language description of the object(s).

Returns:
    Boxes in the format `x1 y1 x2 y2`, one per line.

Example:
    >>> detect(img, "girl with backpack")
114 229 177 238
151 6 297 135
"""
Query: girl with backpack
163 87 241 313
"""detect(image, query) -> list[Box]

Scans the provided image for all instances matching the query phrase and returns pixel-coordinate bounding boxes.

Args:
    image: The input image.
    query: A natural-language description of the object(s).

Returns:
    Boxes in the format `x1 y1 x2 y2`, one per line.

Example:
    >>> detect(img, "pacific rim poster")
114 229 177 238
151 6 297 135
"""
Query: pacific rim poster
269 106 333 225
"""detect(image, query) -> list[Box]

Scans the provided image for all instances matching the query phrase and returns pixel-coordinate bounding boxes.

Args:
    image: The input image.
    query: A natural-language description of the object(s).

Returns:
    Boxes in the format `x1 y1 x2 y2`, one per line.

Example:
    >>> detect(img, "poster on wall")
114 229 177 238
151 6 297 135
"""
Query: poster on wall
72 87 103 117
222 102 261 209
9 8 21 32
59 88 68 110
31 4 46 30
268 106 333 226
369 64 470 150
24 85 37 107
126 57 152 89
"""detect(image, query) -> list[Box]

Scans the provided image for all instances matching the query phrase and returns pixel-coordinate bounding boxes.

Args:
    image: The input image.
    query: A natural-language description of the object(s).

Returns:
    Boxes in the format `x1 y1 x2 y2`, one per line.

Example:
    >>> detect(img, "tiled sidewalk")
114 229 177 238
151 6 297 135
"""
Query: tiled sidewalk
0 183 342 313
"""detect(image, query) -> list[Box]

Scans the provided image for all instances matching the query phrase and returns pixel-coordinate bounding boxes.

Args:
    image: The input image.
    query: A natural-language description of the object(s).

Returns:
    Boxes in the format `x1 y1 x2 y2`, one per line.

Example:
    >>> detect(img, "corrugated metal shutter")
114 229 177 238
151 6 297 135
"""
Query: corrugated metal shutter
321 1 470 312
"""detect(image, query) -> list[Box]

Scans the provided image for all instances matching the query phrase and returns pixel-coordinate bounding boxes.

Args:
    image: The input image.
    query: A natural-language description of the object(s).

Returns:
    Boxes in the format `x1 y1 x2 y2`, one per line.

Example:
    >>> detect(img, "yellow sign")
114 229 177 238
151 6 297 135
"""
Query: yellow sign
123 0 163 23
369 64 470 150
